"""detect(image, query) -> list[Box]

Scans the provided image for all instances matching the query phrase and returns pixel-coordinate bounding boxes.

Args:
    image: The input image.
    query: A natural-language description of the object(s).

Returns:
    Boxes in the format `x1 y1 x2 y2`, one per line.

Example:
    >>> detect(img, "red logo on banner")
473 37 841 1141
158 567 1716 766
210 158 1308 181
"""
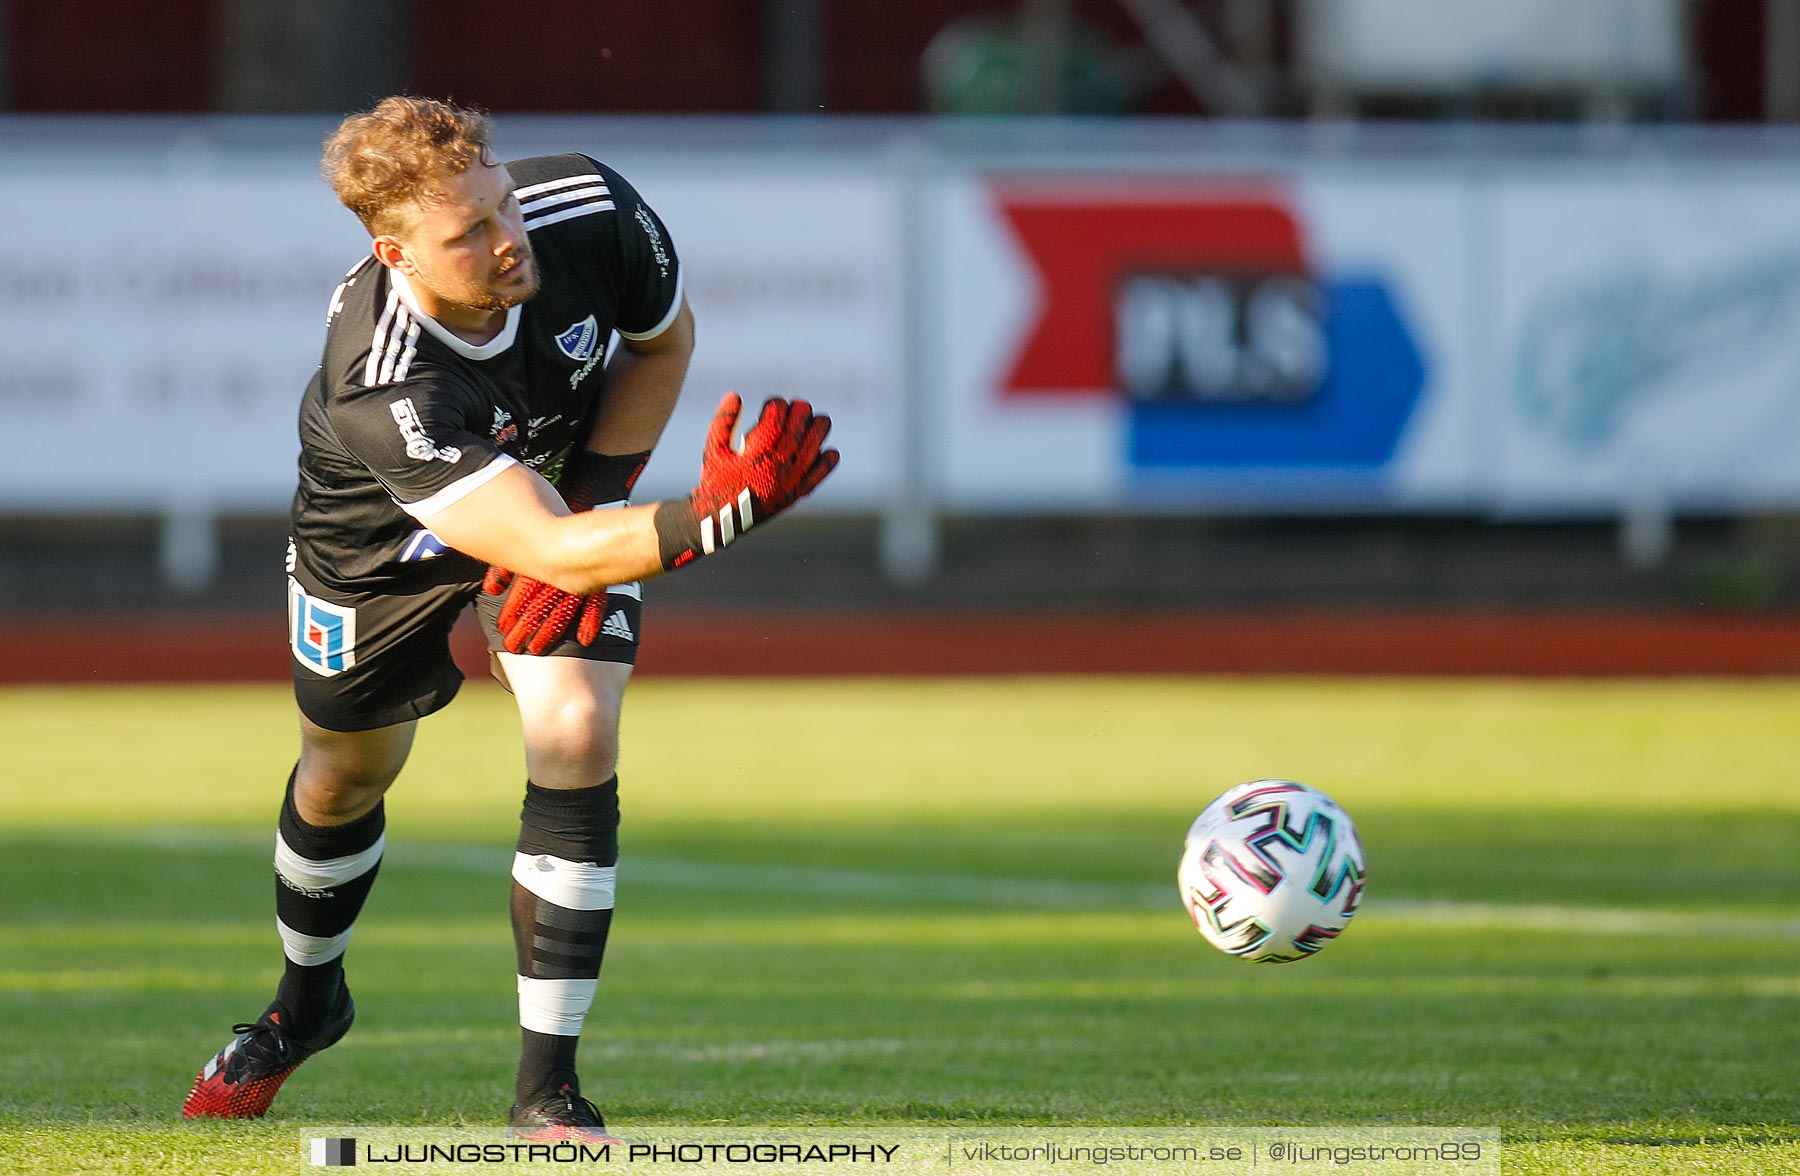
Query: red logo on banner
996 184 1309 396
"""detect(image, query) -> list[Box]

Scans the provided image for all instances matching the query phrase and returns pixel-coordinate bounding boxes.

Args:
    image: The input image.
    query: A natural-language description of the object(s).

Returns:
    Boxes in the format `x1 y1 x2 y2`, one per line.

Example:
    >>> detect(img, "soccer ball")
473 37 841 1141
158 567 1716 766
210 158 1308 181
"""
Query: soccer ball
1178 779 1366 963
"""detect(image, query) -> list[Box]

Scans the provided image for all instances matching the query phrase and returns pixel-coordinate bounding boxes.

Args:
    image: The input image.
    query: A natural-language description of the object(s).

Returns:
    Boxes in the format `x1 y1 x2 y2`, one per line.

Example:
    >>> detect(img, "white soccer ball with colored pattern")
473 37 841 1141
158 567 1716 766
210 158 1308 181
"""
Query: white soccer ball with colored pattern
1178 779 1365 963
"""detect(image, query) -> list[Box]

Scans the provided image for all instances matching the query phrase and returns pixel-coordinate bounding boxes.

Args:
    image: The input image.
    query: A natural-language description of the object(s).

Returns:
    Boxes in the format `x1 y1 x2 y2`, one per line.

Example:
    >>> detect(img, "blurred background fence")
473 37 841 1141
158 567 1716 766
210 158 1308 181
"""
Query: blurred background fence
4 0 1800 671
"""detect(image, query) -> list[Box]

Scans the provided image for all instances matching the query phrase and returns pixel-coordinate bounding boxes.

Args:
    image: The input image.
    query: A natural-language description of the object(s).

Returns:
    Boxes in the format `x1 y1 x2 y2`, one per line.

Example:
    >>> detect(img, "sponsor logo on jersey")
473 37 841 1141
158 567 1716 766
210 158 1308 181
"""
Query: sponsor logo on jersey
398 529 449 562
555 315 600 362
490 406 518 446
389 397 462 463
288 577 357 676
635 205 671 279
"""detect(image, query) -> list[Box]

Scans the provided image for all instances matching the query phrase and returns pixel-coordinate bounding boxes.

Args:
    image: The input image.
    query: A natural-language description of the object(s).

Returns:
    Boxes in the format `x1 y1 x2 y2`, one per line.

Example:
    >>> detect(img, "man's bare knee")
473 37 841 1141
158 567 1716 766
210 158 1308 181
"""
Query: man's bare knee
295 716 415 825
502 657 630 790
526 699 621 788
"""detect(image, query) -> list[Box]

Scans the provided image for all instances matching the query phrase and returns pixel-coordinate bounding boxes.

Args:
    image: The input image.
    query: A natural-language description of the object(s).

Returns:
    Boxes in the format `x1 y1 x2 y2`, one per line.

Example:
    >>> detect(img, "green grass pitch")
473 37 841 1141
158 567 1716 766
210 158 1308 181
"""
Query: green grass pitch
2 677 1797 1174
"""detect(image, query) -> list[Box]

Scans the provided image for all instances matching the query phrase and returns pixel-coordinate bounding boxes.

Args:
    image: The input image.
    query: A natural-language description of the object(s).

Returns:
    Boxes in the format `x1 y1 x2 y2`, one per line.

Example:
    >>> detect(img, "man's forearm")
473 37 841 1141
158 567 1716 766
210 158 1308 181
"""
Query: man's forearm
539 503 670 594
422 392 835 597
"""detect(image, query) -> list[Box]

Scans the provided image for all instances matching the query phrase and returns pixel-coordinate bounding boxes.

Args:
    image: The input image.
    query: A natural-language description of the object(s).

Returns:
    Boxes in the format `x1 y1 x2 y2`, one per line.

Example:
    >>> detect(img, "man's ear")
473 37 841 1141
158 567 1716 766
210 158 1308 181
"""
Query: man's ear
372 236 412 273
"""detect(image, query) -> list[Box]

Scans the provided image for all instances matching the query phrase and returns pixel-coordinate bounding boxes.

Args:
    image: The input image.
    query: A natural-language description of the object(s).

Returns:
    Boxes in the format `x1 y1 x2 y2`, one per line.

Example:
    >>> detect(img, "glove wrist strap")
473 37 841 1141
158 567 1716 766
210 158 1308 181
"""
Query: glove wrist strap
653 499 704 570
560 450 652 512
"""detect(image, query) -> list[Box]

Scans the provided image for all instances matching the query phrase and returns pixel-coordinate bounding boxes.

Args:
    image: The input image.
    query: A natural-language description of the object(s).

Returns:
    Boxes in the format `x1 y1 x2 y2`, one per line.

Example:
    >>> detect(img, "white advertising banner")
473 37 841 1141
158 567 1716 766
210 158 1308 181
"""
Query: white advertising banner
1486 169 1800 509
609 165 901 509
0 140 897 512
930 159 1800 514
7 121 1800 521
0 169 362 510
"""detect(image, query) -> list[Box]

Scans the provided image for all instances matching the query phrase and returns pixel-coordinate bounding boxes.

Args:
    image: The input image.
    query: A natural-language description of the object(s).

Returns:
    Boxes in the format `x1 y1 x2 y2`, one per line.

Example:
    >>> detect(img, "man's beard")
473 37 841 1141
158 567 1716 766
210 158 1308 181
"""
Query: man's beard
419 243 541 312
467 245 541 310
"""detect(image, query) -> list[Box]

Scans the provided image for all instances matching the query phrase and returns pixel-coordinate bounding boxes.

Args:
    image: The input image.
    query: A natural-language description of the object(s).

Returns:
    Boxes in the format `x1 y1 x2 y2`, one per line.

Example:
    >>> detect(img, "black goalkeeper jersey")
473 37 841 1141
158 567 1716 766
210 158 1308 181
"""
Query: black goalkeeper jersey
291 153 682 591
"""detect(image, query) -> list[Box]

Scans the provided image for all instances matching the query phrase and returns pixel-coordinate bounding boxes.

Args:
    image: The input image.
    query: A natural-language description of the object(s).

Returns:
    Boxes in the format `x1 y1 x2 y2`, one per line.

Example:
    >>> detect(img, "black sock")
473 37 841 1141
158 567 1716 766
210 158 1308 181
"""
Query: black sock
517 1028 581 1100
511 777 619 1104
273 768 385 1031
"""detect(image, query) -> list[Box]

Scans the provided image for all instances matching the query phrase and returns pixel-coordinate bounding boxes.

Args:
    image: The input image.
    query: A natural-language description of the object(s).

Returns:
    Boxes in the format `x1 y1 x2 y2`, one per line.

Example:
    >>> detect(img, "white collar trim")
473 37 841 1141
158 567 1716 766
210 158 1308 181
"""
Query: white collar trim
390 269 521 360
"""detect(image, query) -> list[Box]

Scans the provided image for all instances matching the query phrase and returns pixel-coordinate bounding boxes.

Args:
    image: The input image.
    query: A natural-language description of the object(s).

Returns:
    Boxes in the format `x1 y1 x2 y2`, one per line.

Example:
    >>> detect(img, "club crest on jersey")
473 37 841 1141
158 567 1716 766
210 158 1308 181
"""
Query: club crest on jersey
555 315 600 362
288 577 356 676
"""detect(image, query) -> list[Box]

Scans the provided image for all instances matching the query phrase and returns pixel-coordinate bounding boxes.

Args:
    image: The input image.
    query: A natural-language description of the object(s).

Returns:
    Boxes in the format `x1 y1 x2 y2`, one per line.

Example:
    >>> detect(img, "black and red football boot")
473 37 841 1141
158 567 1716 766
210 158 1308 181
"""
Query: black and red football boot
180 989 354 1119
508 1083 625 1145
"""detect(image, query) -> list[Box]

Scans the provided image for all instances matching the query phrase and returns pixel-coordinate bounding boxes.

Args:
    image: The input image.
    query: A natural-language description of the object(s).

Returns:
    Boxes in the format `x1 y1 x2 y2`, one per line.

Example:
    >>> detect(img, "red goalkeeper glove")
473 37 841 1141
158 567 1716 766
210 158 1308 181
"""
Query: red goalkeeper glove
652 393 838 570
484 450 650 656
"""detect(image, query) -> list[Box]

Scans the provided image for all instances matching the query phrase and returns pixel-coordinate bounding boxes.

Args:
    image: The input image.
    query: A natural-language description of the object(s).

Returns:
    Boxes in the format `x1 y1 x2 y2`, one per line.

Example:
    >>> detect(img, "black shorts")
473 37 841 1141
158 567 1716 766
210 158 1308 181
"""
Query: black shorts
288 544 643 733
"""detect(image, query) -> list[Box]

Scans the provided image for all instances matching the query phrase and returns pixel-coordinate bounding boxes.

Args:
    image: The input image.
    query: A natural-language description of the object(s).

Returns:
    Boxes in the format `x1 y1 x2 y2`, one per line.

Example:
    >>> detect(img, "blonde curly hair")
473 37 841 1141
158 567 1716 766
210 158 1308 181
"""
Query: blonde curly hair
323 96 495 237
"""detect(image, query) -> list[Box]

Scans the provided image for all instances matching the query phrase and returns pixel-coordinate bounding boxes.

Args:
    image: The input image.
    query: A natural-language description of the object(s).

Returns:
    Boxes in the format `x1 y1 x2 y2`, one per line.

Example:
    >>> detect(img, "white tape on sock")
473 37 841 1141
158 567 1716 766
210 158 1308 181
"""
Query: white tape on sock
276 919 353 966
517 975 598 1036
511 853 616 910
275 830 386 892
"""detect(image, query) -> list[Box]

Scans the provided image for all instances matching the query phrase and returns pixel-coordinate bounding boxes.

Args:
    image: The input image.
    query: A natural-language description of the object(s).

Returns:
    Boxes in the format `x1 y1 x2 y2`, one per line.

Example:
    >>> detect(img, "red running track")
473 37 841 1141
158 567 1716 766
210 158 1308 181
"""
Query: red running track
3 609 1799 682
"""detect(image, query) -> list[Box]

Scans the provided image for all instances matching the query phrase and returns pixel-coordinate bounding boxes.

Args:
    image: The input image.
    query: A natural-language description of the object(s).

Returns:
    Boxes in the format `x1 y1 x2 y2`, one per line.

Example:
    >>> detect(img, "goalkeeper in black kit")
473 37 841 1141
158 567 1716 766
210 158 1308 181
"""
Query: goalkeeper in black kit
180 96 837 1143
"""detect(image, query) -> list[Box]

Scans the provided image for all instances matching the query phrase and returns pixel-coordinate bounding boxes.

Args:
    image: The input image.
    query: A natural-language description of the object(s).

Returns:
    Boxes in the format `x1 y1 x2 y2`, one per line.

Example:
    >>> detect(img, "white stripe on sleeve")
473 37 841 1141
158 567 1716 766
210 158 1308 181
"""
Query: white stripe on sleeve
363 290 400 386
400 454 520 519
525 199 617 231
617 267 685 342
514 173 610 200
520 184 612 217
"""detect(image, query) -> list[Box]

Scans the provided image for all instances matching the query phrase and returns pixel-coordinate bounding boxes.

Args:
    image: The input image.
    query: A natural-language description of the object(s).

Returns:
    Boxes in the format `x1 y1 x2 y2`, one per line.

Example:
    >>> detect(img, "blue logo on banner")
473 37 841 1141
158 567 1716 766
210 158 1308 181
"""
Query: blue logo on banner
1128 276 1424 473
289 579 357 676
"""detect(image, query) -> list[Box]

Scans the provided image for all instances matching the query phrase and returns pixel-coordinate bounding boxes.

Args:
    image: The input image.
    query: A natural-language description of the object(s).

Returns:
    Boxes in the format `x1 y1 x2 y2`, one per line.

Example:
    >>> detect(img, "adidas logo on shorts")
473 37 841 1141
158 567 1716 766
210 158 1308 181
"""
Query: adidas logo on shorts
600 610 634 642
